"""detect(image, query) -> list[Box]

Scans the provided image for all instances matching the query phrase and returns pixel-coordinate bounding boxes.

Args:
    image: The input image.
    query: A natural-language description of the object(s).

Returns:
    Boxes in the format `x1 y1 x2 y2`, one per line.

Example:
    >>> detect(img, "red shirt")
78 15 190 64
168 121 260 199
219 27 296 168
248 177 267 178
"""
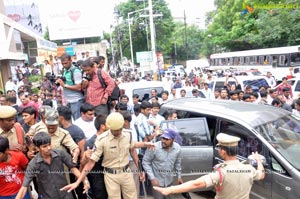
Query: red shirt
86 68 115 106
277 83 293 98
0 151 28 196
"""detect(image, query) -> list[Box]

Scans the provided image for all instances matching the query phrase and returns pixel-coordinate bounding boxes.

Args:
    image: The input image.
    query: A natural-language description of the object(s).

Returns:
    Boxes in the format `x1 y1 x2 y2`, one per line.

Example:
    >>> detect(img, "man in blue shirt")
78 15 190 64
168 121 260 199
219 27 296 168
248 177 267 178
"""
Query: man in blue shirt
142 128 182 199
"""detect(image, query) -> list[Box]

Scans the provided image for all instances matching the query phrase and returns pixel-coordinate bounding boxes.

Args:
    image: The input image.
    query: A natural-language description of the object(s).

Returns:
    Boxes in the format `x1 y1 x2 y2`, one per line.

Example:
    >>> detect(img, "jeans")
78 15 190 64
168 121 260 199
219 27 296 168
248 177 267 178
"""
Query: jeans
67 99 84 120
94 104 109 116
0 191 30 199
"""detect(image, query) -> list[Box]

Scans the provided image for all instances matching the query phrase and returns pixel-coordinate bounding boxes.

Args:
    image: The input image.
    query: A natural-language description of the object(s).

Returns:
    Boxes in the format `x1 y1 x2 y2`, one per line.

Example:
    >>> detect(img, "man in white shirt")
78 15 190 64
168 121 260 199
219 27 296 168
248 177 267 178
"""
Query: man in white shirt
44 60 53 76
73 103 97 139
148 102 165 131
200 82 213 99
292 99 300 116
5 77 16 93
266 72 276 88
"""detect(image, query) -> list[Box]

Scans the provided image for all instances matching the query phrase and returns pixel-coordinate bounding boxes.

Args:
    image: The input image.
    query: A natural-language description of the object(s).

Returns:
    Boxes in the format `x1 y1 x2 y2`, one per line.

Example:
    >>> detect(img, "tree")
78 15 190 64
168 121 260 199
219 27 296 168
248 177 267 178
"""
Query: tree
113 0 175 64
204 0 300 57
172 22 205 61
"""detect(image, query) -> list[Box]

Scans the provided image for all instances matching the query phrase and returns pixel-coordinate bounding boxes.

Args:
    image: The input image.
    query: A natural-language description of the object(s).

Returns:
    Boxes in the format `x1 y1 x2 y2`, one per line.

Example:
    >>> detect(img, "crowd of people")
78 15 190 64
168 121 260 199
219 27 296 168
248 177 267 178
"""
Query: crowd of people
0 53 288 199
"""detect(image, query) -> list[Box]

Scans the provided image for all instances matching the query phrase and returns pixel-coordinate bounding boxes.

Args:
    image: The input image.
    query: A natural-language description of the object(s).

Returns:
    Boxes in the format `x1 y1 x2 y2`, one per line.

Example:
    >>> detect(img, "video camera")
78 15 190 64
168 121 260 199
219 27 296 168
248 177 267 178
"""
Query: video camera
55 75 66 87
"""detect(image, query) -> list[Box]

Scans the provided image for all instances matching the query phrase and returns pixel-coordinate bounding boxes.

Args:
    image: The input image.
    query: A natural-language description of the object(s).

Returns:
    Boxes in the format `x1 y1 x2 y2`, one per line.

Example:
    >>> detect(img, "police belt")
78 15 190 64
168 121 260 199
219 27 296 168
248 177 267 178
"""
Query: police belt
104 164 129 174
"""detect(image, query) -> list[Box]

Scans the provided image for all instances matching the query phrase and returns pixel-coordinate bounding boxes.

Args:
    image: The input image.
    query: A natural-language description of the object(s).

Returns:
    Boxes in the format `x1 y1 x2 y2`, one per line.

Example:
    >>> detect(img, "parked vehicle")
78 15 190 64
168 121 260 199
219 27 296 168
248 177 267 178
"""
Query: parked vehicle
211 75 270 92
118 80 166 104
159 98 300 198
168 64 186 77
287 78 300 99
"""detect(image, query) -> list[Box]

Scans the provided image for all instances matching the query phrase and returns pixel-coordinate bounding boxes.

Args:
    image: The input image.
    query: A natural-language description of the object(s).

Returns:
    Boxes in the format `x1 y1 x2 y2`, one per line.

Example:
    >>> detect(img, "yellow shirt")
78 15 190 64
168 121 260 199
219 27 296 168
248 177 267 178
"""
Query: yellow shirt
90 129 135 169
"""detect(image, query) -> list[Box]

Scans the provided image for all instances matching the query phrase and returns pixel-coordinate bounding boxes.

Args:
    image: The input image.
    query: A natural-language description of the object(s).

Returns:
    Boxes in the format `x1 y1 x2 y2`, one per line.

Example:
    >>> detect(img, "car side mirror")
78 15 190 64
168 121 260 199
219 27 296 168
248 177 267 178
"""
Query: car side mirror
247 154 267 167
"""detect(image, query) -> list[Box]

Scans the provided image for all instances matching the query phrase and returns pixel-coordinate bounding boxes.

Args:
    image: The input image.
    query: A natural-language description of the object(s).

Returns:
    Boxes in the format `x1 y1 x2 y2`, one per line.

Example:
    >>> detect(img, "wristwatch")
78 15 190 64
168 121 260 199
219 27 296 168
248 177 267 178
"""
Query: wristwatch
64 85 67 88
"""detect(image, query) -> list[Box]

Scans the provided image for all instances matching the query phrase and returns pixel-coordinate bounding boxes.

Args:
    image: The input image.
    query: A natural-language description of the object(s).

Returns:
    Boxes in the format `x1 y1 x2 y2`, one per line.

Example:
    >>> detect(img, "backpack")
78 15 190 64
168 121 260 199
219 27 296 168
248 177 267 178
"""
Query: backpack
63 66 82 85
97 69 120 101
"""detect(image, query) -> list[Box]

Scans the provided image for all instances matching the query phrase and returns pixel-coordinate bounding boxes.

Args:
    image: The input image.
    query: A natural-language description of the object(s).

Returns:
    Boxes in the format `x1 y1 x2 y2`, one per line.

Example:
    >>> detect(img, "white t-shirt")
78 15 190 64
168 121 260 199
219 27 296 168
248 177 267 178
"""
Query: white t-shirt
74 117 97 140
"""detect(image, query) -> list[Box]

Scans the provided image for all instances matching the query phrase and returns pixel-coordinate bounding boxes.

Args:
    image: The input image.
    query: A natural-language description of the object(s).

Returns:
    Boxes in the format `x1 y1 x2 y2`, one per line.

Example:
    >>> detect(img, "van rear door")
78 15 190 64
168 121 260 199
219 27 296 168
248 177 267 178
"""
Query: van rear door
160 118 214 182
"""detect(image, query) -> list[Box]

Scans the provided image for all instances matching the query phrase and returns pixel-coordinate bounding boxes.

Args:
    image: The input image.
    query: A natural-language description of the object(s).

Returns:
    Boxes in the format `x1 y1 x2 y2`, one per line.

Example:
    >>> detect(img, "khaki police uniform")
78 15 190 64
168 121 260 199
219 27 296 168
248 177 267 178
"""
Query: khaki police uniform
44 108 79 184
50 127 78 152
201 133 264 199
0 106 24 149
27 121 48 136
0 127 20 147
43 108 78 152
90 112 137 199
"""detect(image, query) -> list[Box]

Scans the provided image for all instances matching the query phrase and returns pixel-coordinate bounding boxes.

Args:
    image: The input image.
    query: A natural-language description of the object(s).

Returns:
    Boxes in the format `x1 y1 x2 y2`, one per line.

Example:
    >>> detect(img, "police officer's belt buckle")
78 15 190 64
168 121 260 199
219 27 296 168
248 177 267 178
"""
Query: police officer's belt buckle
104 164 129 174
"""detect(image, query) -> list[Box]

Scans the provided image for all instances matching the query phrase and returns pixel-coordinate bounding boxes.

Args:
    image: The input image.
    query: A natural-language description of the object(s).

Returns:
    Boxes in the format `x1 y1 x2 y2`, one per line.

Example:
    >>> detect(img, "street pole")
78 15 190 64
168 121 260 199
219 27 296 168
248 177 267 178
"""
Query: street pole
184 9 188 60
128 8 149 68
174 38 177 64
148 0 157 80
128 13 134 66
110 25 115 68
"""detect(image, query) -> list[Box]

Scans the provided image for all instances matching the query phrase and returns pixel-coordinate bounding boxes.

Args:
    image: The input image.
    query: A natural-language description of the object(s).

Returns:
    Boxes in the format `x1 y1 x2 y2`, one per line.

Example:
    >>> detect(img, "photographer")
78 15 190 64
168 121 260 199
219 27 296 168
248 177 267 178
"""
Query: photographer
81 59 115 116
56 53 84 120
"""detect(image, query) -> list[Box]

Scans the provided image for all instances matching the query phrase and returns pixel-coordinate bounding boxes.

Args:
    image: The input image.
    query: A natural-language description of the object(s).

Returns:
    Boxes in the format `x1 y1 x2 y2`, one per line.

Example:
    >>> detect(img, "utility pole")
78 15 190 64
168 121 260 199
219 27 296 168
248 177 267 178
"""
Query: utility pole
128 14 134 66
110 25 115 68
184 9 188 60
148 0 157 80
128 7 149 67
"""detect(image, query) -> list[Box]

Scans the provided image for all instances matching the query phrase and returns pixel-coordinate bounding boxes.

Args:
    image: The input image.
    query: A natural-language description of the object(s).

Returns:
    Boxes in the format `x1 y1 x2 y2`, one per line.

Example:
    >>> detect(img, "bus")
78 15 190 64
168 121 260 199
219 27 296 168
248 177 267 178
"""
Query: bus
209 45 300 80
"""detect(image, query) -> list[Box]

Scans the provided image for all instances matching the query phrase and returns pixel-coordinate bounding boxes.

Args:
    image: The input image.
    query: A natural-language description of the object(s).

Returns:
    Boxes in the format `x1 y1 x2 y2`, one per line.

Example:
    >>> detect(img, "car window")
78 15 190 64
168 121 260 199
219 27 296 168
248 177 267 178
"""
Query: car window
133 87 164 101
295 81 300 92
215 80 236 91
160 118 211 146
219 120 262 158
242 78 269 92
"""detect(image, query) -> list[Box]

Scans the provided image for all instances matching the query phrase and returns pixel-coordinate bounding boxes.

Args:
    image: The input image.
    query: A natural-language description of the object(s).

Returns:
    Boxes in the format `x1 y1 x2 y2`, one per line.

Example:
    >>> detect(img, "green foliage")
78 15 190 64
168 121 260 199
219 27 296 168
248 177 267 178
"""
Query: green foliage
204 0 300 56
28 75 42 83
114 0 175 63
172 22 205 61
110 0 207 63
43 26 50 40
32 87 40 94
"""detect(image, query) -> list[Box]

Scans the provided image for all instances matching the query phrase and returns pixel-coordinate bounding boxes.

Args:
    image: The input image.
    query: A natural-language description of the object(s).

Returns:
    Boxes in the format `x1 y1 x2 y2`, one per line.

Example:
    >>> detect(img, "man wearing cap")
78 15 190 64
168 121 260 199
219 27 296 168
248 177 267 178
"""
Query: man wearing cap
143 128 183 199
153 133 265 199
0 105 26 151
44 108 80 163
61 112 155 199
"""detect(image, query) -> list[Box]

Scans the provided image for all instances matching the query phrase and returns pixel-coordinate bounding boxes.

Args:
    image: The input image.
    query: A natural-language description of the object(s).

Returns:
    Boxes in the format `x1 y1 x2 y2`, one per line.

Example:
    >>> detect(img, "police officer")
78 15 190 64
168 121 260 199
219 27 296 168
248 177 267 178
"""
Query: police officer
27 105 52 136
0 106 25 151
153 133 265 199
61 112 155 199
44 108 80 163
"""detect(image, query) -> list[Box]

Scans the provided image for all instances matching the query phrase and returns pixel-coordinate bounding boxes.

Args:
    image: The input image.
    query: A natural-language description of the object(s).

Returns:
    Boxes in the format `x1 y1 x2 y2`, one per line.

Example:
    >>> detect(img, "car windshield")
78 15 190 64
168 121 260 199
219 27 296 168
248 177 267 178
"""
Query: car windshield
133 87 164 101
255 115 300 170
242 78 269 92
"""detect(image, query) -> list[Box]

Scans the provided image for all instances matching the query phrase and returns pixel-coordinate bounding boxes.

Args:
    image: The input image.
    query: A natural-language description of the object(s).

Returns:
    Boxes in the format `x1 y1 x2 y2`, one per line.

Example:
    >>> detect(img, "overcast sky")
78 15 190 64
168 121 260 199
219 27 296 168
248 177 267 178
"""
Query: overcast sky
4 0 215 36
38 0 215 31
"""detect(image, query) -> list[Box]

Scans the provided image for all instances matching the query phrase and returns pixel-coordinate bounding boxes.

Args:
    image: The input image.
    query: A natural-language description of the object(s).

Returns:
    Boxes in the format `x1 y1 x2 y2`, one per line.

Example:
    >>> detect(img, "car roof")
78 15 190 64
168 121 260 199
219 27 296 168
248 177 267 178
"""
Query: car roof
212 75 268 81
162 98 290 127
118 80 165 90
